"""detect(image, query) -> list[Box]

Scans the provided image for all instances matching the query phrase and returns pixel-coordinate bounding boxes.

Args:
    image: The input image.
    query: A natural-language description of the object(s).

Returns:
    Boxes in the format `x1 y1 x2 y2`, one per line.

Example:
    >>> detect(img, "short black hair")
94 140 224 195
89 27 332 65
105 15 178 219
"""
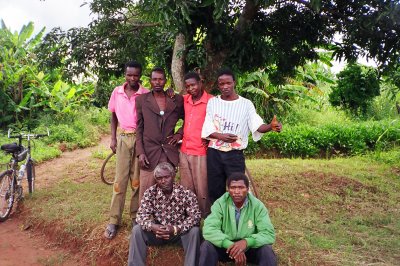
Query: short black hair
125 61 142 74
150 66 166 79
226 172 249 188
184 72 201 82
217 68 236 81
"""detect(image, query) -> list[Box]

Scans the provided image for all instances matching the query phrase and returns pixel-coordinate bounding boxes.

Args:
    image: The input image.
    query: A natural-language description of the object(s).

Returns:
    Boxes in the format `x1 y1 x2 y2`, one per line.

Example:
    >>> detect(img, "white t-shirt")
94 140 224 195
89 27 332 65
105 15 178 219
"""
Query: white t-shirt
201 96 264 151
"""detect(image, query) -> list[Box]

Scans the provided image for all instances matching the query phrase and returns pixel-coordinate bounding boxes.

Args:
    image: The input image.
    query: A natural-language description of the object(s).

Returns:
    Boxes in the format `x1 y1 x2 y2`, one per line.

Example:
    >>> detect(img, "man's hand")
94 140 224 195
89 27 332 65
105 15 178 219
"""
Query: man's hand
233 252 246 266
151 224 173 239
110 138 117 153
227 240 247 262
270 115 282 132
165 87 175 98
167 134 182 146
138 154 150 169
217 133 238 143
201 138 209 147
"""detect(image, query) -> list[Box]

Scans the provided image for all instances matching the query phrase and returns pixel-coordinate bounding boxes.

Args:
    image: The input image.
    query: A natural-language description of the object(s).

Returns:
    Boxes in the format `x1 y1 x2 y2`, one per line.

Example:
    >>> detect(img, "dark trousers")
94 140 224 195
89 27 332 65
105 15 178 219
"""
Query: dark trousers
128 225 200 266
199 240 277 266
207 148 245 204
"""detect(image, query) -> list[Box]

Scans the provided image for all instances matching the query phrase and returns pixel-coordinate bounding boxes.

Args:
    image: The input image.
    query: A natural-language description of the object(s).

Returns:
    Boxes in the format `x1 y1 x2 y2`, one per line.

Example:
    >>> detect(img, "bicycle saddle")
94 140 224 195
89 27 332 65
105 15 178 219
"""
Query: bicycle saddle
1 143 22 153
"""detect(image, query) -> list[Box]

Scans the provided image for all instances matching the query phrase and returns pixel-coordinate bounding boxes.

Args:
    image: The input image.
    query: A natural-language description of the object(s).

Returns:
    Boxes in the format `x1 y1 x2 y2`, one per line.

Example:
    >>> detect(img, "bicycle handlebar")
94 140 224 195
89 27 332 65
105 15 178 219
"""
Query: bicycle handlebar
7 128 50 139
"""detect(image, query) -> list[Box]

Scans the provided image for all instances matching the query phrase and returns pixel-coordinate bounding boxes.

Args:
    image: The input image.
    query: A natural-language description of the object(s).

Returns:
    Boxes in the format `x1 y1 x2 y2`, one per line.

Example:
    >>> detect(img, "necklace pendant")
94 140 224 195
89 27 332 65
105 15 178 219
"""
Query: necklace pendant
160 110 165 116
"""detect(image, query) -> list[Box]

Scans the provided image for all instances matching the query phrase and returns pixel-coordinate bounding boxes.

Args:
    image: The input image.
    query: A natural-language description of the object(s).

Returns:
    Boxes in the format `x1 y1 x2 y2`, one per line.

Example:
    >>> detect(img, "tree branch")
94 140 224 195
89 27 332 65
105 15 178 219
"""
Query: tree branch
236 0 260 33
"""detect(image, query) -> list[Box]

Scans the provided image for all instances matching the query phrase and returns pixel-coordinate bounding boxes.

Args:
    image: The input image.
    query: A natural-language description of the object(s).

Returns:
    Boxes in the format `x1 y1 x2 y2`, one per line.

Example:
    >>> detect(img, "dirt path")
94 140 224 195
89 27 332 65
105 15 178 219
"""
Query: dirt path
0 135 110 266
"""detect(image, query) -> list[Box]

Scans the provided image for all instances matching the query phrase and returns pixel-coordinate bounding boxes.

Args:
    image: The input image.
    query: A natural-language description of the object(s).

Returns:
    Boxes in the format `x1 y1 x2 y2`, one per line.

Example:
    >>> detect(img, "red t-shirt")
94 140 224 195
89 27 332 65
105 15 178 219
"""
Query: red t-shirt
181 91 213 156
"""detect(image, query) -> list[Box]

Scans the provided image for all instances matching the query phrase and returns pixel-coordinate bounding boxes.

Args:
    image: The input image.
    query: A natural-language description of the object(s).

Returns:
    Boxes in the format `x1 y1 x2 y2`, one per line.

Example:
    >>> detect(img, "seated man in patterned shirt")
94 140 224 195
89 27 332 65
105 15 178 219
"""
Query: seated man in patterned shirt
128 162 201 266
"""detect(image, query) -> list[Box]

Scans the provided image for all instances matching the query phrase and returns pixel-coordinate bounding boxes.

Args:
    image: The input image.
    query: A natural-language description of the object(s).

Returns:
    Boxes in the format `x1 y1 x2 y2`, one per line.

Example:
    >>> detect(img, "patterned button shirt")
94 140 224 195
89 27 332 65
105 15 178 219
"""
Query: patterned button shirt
137 183 201 234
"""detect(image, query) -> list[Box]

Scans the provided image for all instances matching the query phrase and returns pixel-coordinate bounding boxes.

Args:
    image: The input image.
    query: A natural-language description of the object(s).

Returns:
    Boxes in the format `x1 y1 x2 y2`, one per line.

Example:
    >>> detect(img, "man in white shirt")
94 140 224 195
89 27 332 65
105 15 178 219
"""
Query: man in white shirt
201 68 282 204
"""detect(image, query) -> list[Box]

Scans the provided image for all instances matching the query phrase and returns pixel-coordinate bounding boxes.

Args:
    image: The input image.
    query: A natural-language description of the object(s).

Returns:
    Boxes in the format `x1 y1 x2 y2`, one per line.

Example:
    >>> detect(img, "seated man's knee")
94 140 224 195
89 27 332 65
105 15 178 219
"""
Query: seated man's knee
200 240 215 253
131 224 142 236
187 226 200 236
258 245 277 266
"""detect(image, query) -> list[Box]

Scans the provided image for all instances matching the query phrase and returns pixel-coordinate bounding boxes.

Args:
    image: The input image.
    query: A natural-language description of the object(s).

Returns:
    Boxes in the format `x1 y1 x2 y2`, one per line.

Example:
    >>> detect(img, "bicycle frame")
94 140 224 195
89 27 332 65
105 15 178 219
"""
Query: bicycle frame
0 129 49 221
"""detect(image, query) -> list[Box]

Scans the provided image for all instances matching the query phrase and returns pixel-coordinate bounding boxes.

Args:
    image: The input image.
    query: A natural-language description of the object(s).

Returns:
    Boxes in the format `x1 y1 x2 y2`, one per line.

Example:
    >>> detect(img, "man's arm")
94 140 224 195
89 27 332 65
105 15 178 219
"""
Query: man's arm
246 101 281 142
202 200 235 249
244 200 275 248
110 112 118 153
174 190 201 234
256 121 281 133
136 189 155 231
135 96 149 168
168 95 184 146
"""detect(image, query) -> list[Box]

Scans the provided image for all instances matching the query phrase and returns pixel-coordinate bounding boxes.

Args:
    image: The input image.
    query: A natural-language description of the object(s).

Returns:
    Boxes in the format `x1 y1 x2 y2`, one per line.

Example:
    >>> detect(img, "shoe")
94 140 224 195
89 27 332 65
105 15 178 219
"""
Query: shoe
104 224 118 239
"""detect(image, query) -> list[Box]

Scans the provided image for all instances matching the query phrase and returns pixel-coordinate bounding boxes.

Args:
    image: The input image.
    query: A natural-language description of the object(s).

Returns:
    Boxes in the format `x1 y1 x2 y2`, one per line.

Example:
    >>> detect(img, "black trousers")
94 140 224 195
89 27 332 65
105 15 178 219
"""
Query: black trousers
199 240 277 266
206 148 245 204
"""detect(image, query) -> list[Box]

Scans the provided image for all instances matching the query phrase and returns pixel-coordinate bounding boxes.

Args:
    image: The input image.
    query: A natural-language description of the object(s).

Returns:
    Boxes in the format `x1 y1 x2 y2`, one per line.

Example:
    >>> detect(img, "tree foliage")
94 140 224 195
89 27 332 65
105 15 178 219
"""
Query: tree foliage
0 21 94 128
37 0 400 92
329 64 380 116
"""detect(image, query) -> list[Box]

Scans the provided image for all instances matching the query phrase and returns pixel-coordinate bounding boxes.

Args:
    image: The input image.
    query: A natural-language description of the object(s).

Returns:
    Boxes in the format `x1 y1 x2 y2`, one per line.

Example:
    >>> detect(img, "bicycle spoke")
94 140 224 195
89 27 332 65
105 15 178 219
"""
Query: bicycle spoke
0 172 14 221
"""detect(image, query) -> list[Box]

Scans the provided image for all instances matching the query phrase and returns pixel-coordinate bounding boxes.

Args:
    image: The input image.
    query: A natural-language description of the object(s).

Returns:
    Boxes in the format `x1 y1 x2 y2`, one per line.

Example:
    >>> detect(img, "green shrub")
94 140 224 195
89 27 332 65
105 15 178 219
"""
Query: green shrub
329 64 380 116
246 119 400 158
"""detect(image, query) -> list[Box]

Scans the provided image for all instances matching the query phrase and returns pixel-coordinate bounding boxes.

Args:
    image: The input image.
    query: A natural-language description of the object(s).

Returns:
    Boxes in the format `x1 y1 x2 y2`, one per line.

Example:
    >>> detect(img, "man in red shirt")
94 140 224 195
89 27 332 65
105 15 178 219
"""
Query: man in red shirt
104 61 149 239
179 72 213 217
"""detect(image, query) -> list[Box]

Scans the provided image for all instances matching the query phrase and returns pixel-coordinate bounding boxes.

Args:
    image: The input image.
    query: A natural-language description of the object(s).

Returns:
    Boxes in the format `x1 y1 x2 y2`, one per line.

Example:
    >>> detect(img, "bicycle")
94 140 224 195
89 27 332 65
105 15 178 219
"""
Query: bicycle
0 129 49 222
100 152 116 185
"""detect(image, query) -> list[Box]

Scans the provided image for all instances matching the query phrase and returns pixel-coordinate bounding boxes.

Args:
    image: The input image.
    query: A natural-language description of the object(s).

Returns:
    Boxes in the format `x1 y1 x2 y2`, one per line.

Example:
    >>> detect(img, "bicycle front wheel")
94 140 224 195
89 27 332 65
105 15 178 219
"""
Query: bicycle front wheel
100 153 116 185
0 170 15 222
27 160 35 194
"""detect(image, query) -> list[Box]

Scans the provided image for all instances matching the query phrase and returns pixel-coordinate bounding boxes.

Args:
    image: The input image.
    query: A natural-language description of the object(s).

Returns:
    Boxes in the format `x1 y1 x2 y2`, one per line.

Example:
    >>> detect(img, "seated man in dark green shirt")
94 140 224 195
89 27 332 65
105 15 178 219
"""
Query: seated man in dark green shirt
200 173 277 266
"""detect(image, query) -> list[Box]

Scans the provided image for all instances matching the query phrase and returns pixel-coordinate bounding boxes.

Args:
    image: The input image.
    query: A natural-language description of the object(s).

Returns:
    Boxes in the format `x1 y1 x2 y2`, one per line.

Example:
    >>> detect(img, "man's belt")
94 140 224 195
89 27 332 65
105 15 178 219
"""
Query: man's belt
117 128 136 136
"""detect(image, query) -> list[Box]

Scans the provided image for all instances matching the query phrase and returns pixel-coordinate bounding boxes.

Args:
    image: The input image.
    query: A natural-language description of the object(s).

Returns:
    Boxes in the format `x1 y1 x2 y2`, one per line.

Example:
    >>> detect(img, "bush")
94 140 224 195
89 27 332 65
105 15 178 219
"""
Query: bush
329 64 380 116
246 119 400 158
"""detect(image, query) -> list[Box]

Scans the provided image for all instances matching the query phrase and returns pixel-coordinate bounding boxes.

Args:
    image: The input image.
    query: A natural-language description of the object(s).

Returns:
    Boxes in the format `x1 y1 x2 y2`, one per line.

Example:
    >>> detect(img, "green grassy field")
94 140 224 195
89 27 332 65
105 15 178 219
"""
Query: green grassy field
22 148 400 265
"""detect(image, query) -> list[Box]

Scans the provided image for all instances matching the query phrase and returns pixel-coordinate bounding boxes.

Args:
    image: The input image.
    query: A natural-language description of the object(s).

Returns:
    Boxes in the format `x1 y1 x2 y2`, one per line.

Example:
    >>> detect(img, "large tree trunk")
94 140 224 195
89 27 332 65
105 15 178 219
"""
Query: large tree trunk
171 32 186 93
202 41 227 92
201 0 261 91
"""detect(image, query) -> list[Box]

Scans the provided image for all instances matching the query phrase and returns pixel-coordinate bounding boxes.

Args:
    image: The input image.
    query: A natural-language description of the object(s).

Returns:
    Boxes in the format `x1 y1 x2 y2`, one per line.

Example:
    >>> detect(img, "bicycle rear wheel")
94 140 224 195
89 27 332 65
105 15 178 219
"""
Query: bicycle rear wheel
100 153 116 185
0 170 15 222
27 160 35 194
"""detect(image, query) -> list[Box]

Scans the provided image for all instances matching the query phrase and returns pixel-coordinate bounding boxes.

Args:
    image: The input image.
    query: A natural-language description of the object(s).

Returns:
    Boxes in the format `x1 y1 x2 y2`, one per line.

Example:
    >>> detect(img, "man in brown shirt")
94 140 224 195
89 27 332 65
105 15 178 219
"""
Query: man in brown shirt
128 162 201 266
135 67 184 202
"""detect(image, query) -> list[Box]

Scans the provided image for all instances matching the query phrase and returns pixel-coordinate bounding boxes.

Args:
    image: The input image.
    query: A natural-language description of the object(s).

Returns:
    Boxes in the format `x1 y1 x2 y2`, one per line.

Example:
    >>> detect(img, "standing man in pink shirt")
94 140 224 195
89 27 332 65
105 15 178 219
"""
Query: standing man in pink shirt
104 61 149 239
180 72 213 217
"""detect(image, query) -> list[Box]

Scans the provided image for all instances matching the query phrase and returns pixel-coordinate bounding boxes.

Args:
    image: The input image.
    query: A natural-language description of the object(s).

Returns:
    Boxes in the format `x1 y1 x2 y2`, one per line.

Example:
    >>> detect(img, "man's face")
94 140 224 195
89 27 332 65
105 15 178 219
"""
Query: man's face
155 169 174 193
185 78 202 98
125 67 141 88
217 74 235 98
228 180 248 205
150 71 166 93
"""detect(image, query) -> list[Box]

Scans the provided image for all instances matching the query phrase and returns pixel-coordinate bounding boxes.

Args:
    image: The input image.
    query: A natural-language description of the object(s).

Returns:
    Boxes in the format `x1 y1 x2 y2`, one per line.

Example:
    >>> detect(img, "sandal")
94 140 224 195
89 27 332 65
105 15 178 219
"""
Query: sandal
104 224 118 239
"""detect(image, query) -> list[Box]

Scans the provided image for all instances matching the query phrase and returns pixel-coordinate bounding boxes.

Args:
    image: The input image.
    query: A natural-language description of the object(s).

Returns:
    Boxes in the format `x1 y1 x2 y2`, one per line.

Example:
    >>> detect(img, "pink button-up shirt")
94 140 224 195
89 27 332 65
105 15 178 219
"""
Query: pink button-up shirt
181 91 213 156
108 83 149 130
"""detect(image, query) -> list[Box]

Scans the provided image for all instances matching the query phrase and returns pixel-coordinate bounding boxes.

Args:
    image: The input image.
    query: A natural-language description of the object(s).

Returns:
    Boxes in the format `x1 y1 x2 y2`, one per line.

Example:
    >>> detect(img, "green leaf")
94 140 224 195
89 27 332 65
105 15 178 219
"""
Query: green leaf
18 22 34 45
200 0 214 7
18 90 33 107
52 80 63 95
37 71 45 80
66 87 77 99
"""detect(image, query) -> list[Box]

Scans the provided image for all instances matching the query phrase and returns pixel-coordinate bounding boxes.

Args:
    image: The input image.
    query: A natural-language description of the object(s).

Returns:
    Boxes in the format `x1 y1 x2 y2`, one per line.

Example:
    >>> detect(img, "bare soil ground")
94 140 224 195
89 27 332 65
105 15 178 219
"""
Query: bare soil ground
0 136 110 266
